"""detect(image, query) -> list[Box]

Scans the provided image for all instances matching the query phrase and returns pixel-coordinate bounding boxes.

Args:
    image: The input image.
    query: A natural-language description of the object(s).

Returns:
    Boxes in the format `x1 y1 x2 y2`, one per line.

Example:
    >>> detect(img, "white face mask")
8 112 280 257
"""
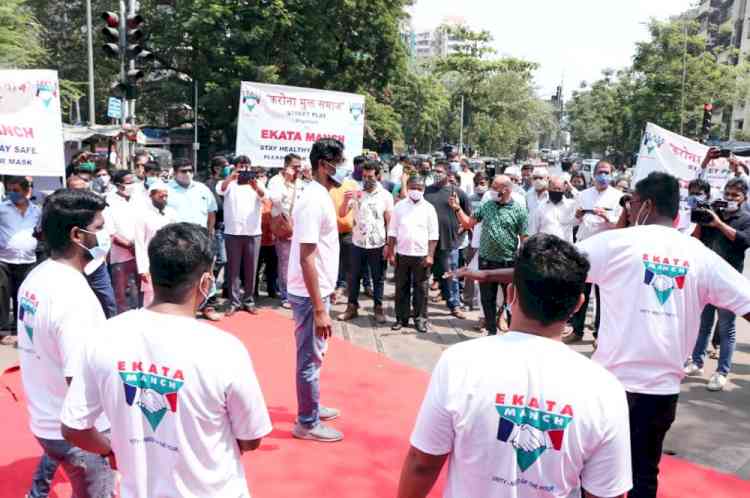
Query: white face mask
726 200 740 212
533 179 548 191
123 183 138 197
408 189 423 202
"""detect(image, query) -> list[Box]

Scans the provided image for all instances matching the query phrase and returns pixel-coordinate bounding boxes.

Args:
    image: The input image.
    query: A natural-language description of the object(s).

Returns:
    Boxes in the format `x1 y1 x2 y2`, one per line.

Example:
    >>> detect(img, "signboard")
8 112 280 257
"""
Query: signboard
0 69 65 177
107 97 123 119
236 81 365 168
633 122 750 230
633 122 734 191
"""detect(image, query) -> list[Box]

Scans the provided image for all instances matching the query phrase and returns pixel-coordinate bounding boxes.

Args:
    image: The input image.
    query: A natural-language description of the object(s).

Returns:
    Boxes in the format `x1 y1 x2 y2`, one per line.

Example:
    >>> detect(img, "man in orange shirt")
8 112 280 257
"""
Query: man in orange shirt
329 176 359 303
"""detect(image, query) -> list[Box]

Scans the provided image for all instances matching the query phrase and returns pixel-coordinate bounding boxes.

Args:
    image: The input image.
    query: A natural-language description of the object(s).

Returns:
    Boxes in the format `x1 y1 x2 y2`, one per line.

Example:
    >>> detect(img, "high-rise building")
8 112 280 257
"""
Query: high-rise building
406 17 470 61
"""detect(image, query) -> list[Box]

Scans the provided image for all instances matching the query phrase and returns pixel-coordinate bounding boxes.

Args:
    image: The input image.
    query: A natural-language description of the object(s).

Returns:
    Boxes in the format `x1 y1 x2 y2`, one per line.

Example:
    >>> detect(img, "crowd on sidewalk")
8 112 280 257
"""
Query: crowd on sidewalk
2 139 750 498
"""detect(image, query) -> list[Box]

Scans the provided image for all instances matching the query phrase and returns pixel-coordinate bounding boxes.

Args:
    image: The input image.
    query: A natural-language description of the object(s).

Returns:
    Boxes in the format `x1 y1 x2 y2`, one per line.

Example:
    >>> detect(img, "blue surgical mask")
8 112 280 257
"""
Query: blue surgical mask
595 173 611 186
78 228 111 261
145 176 158 188
7 191 24 204
199 273 217 309
326 162 349 186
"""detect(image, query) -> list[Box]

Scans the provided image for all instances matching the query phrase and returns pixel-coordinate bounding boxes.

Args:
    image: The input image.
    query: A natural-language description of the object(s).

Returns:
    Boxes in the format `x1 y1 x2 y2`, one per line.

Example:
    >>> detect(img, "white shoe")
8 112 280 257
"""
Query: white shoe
684 362 704 377
707 372 727 391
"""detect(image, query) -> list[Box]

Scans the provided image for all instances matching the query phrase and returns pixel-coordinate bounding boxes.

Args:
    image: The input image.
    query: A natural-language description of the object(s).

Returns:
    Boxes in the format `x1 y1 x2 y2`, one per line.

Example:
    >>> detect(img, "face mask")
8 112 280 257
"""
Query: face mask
408 189 423 202
145 176 159 188
487 190 500 202
122 184 138 197
77 228 111 261
533 179 548 191
449 162 461 174
726 200 740 212
475 186 488 195
420 169 431 177
549 191 564 204
7 191 24 204
176 172 193 185
152 197 167 211
363 178 377 191
434 172 447 185
198 273 217 309
325 162 348 187
595 173 611 186
95 175 110 188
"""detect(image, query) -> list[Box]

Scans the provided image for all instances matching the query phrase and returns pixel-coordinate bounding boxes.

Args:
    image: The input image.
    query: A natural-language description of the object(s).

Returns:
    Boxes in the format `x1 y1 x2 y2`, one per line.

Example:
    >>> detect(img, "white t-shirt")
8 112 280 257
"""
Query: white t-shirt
458 171 475 196
60 309 272 498
575 186 623 241
17 259 108 440
350 186 394 249
532 198 577 243
411 333 631 498
577 224 750 394
287 180 340 298
387 198 439 257
217 181 263 236
105 192 139 264
525 190 549 235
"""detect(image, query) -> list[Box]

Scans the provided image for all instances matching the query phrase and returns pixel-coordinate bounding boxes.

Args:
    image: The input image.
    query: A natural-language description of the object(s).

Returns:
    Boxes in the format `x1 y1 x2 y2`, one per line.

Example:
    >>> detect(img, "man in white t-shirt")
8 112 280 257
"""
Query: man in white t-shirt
531 176 577 243
565 160 623 345
19 189 115 498
61 223 272 498
287 138 345 442
456 172 750 498
400 234 631 498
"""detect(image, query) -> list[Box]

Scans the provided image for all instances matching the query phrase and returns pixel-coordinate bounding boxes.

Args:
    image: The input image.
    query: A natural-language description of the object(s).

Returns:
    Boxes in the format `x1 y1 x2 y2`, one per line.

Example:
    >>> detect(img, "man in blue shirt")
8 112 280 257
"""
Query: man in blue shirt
167 159 220 320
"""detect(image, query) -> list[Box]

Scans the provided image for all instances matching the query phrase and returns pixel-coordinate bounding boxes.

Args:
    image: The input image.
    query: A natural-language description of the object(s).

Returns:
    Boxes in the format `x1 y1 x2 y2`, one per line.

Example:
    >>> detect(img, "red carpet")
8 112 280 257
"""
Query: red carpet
0 310 748 497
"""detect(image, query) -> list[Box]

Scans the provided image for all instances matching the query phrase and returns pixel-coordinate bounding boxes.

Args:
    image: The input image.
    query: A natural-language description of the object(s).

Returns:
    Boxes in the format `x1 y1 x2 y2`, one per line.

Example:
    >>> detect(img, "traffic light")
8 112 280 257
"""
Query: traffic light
701 103 713 139
101 11 122 58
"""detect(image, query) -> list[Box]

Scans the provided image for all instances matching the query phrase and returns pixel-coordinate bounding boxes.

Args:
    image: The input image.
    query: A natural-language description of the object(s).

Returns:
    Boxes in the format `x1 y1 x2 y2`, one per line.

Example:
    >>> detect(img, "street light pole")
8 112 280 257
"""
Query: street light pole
194 79 199 170
458 94 464 156
680 20 688 135
85 0 96 126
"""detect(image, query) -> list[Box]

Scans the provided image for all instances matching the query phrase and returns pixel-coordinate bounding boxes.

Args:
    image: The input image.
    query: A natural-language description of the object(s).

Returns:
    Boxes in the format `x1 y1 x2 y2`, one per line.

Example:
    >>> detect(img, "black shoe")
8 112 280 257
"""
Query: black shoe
225 305 238 317
243 304 259 315
415 320 428 334
391 322 407 331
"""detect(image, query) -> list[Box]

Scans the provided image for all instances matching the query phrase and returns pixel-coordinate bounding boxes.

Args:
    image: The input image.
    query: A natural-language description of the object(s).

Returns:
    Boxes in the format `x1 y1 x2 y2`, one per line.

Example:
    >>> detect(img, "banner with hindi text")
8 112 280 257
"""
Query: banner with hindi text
235 82 365 168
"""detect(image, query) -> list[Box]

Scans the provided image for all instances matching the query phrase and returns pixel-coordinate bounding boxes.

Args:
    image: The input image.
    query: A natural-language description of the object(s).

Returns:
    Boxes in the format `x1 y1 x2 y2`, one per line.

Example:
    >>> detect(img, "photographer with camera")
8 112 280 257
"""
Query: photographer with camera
217 156 266 316
684 177 750 391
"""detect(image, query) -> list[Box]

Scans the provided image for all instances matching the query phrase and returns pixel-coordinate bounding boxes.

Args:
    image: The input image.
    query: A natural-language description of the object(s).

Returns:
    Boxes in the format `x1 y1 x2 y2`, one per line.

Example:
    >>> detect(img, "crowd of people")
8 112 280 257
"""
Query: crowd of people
1 138 750 498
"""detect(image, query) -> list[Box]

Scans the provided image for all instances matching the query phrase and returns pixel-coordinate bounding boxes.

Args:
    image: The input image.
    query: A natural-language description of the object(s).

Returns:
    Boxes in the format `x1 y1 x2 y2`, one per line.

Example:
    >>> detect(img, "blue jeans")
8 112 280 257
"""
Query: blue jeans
435 248 461 310
289 293 330 428
275 239 291 301
28 436 114 498
85 262 117 319
692 304 737 375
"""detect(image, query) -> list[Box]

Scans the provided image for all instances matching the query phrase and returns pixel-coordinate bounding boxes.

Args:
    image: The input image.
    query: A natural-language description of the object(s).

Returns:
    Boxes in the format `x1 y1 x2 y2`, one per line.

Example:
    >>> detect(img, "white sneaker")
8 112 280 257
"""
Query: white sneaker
707 372 727 391
684 362 704 376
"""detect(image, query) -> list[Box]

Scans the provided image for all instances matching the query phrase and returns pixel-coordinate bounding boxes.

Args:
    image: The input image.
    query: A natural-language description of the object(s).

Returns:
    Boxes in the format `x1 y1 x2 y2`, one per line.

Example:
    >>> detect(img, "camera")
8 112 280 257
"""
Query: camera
690 199 728 224
238 170 256 185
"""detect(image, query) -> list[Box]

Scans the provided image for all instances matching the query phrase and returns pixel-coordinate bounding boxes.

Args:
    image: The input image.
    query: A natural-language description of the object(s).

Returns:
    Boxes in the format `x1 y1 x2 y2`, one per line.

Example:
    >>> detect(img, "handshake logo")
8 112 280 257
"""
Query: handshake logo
495 398 573 472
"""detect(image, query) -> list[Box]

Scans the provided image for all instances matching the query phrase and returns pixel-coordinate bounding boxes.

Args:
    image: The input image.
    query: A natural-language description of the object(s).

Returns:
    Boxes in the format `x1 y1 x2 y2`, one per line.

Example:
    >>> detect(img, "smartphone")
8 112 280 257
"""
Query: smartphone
580 209 595 215
719 149 732 158
238 170 255 185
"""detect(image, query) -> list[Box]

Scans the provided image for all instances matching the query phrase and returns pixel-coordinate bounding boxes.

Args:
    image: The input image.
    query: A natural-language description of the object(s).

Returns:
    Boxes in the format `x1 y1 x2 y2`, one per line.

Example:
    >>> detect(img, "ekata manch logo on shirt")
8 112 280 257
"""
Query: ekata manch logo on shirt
18 290 38 342
495 393 573 472
642 254 689 305
118 361 185 431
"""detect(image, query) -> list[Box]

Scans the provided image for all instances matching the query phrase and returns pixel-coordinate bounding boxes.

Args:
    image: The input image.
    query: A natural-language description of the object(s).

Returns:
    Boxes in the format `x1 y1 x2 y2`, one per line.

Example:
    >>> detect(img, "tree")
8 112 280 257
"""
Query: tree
0 0 46 68
390 71 450 152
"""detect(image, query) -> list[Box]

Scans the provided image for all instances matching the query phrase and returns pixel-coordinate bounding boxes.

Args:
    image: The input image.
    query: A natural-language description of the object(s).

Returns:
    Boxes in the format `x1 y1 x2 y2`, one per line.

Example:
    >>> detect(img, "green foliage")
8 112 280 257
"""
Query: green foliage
0 0 46 68
390 72 450 151
567 18 750 156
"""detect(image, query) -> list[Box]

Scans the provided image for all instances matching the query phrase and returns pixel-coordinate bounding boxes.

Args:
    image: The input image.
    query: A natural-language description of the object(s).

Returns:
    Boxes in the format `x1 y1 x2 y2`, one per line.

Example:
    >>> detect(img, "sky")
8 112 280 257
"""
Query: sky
408 0 696 99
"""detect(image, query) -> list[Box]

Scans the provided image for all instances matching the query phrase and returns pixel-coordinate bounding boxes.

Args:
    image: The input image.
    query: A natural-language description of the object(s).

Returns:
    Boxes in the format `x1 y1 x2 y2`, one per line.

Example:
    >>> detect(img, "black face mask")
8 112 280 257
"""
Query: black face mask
549 191 564 204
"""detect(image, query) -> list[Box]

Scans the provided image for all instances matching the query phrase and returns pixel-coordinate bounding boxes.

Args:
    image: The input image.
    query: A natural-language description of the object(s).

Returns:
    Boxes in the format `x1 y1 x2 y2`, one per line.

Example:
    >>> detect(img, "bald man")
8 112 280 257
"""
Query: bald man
531 176 577 243
451 175 528 335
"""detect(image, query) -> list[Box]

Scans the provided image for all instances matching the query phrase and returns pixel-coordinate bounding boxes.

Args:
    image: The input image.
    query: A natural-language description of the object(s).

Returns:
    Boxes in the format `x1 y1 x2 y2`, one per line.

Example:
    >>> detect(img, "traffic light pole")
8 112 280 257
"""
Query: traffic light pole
85 0 96 126
128 0 137 123
119 0 129 170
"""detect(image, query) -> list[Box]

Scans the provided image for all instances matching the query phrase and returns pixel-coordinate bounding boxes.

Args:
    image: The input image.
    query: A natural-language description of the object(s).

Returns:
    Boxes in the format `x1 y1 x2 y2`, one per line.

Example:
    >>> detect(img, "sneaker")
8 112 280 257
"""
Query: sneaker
562 333 583 345
684 362 704 377
281 300 292 310
243 304 259 315
707 372 727 391
201 307 222 322
292 422 343 442
319 406 340 421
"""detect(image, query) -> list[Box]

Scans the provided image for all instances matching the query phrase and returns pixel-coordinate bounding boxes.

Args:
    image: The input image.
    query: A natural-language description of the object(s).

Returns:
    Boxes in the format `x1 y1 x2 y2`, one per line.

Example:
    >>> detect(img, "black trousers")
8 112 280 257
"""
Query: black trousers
478 258 513 335
570 282 600 338
255 245 278 298
336 233 353 289
0 261 34 333
394 254 429 324
626 392 679 498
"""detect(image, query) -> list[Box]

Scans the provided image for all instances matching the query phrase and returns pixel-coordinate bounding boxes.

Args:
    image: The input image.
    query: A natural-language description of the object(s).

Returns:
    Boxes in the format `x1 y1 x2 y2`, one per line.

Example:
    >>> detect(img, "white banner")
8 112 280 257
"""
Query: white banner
634 122 733 191
235 82 365 168
0 70 65 177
